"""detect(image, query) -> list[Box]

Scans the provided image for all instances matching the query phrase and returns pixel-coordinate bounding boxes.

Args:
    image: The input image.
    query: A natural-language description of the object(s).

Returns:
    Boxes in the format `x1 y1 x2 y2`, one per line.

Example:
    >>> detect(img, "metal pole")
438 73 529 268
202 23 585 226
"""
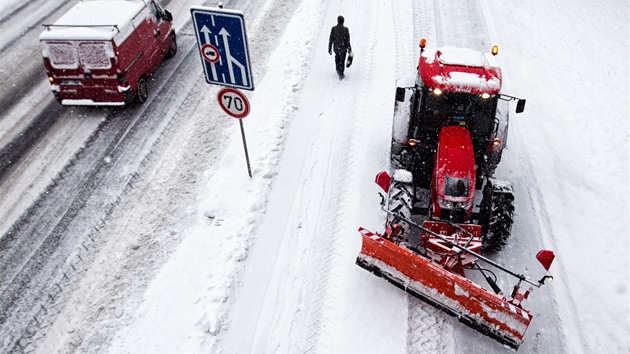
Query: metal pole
239 119 252 178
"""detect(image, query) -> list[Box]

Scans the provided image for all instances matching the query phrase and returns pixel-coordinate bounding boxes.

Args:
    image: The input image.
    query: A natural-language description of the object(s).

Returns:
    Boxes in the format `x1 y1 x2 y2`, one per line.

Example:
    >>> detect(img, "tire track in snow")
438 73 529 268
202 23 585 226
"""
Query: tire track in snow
509 126 580 352
413 0 437 48
0 35 206 354
292 2 380 351
281 1 405 352
314 2 385 351
433 0 489 50
407 297 455 354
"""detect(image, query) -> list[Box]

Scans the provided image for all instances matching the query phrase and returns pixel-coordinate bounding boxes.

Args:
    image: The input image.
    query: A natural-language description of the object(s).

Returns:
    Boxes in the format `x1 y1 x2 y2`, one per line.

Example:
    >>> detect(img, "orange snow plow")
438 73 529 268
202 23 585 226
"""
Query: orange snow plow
357 221 553 349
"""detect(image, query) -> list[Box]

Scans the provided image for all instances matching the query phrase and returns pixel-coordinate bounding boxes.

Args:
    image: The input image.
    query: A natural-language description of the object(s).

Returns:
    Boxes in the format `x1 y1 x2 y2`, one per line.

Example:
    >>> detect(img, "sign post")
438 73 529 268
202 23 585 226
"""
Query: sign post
191 5 255 177
217 87 252 177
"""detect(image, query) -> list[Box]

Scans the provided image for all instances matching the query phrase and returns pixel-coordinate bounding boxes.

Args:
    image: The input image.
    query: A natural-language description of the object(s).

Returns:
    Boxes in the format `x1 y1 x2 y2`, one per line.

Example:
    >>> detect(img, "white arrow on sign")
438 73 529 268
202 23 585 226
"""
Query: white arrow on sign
219 28 248 86
200 25 219 80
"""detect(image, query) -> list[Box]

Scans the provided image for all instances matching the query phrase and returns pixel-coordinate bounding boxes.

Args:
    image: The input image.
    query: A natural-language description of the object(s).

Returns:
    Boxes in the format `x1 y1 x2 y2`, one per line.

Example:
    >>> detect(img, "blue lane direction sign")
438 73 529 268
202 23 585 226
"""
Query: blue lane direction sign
191 6 254 91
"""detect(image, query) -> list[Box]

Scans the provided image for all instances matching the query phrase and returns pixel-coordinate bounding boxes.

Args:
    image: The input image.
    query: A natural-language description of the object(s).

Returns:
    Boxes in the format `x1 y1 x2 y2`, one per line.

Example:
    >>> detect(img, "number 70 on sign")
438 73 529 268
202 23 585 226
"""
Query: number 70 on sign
217 87 250 119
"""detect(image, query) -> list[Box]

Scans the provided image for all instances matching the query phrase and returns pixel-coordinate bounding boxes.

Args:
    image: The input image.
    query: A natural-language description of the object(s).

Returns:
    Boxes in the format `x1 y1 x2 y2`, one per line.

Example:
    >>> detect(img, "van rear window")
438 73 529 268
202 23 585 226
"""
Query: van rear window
79 42 113 69
48 42 79 70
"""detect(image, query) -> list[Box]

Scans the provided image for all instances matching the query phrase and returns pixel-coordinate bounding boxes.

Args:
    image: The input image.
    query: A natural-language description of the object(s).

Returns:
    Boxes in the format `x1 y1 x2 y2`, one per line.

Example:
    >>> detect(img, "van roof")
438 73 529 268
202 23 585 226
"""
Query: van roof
39 0 148 42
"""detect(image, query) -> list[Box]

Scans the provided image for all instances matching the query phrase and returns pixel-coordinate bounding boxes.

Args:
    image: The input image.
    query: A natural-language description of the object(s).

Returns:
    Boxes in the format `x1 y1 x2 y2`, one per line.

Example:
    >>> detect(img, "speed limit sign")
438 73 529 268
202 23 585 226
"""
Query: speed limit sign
217 87 250 118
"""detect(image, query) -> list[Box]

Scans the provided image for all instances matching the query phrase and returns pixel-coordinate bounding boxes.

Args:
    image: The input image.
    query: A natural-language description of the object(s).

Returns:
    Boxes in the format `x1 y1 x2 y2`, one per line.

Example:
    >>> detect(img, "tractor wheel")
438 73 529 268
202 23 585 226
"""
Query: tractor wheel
386 179 415 241
165 33 177 59
136 76 148 103
480 183 514 251
391 143 410 170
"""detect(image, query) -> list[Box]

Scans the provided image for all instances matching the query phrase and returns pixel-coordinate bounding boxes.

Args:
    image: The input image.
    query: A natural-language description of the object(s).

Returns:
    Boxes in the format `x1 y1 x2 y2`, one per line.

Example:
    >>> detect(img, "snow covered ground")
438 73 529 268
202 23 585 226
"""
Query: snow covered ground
1 0 627 353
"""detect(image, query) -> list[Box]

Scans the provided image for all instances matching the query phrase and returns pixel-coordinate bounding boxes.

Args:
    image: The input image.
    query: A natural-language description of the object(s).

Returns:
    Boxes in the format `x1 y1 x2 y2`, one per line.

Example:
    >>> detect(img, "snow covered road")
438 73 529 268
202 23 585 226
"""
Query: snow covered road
0 0 627 353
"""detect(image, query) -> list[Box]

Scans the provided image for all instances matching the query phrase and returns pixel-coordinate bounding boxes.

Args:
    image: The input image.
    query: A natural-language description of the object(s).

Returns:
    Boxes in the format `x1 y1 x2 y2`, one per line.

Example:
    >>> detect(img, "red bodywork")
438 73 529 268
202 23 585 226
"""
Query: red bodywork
418 47 502 95
431 126 476 219
39 0 174 105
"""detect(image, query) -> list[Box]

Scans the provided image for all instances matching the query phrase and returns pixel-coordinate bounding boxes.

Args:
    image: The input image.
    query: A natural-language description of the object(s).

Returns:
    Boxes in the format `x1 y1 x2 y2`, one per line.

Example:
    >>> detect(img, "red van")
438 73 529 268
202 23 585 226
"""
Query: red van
39 0 176 106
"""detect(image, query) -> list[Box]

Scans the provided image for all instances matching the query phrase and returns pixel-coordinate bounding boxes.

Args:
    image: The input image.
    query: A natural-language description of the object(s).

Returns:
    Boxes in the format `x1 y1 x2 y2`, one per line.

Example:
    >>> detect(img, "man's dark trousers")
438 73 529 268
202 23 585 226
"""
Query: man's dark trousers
334 51 346 77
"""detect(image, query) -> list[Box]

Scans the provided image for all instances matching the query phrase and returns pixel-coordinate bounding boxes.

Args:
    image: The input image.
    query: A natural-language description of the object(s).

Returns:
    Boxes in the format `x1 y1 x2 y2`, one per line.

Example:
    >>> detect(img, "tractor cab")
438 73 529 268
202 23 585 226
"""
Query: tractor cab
404 41 525 187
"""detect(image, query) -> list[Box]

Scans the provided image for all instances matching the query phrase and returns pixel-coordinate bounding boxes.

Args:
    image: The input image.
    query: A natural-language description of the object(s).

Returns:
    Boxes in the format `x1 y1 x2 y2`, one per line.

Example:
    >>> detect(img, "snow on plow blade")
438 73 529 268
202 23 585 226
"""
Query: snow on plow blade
356 227 531 350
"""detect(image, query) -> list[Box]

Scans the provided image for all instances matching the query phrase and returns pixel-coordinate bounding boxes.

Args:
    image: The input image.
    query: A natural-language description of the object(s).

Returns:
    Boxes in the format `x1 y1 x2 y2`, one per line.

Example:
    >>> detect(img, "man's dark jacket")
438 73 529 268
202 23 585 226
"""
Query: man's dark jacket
328 24 351 54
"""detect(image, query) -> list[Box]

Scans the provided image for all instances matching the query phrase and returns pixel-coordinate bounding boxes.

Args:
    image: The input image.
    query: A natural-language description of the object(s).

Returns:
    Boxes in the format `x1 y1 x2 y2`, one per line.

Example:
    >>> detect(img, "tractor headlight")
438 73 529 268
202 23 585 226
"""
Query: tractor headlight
459 198 474 210
439 196 473 210
438 196 455 210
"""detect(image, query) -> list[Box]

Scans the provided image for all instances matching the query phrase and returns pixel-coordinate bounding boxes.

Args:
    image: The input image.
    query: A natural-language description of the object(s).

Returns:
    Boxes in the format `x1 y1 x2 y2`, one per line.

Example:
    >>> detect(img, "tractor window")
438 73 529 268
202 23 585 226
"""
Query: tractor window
423 92 494 135
445 176 469 197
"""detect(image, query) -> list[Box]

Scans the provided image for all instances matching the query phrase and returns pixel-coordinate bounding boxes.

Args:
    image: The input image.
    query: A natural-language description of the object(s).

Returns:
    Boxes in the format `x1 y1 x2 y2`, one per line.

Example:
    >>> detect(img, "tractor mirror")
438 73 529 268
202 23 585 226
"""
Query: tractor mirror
396 87 406 102
375 171 391 193
516 99 526 113
536 250 555 271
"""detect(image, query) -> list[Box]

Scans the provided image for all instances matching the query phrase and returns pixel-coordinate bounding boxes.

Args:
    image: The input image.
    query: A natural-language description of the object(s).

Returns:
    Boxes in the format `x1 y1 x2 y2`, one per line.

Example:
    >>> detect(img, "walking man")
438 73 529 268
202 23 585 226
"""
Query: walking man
328 15 352 80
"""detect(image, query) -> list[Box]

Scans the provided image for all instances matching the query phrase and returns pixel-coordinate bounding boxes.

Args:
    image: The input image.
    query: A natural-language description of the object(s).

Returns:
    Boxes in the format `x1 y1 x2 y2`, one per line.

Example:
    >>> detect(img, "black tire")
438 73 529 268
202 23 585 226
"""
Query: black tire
480 185 514 251
386 179 415 241
165 33 177 59
136 76 148 103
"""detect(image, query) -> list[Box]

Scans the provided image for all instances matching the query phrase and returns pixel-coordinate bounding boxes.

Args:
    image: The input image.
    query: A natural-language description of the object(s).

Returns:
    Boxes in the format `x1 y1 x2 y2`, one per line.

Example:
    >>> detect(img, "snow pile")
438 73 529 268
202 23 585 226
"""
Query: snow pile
106 0 328 352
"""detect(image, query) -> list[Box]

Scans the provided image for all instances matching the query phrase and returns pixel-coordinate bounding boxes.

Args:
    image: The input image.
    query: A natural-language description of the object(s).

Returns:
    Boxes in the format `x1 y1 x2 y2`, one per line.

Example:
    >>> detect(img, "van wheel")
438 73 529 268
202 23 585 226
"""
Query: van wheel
165 33 177 59
136 77 148 103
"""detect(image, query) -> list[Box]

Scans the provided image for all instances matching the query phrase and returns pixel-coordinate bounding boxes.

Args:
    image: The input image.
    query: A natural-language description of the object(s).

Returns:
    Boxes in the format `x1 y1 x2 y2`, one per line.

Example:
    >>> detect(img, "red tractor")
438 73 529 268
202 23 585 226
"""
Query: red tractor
357 39 555 349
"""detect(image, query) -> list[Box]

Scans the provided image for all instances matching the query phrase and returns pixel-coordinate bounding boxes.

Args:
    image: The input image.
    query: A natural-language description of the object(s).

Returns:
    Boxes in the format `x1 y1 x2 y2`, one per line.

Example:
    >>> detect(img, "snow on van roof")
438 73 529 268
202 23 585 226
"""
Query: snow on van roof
39 0 147 42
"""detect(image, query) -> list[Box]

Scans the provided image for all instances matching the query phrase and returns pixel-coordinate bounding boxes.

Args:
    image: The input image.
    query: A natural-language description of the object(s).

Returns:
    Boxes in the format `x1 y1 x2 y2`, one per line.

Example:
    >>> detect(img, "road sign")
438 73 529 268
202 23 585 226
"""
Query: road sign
218 87 250 118
191 6 254 91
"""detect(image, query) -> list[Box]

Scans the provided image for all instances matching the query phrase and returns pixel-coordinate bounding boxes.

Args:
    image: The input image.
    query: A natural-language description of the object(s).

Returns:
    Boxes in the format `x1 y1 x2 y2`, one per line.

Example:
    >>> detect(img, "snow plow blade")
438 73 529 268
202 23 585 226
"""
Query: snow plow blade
356 227 532 350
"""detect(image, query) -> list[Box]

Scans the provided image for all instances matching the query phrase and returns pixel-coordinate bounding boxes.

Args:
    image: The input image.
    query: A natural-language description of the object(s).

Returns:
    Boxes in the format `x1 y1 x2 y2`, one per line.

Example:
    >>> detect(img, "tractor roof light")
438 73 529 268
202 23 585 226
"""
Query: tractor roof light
48 76 54 83
492 138 501 146
481 92 490 99
419 38 427 49
491 45 499 56
433 88 442 96
408 139 418 146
